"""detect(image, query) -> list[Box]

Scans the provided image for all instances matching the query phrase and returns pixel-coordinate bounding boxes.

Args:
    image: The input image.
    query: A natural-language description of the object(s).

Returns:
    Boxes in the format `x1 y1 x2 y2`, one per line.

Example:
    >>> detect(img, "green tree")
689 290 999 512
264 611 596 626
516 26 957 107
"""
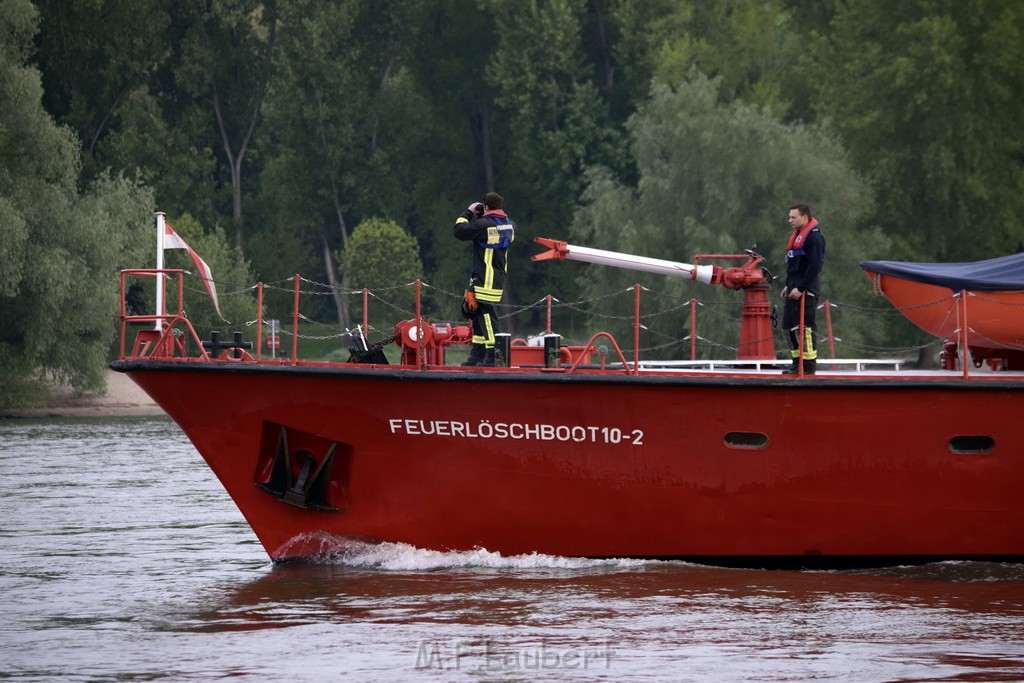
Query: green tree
97 88 220 231
255 0 426 331
482 0 625 331
176 0 279 246
33 0 272 236
568 75 889 359
486 0 622 214
33 0 169 165
338 218 424 333
1 0 152 407
394 1 503 319
614 0 802 119
803 0 1024 261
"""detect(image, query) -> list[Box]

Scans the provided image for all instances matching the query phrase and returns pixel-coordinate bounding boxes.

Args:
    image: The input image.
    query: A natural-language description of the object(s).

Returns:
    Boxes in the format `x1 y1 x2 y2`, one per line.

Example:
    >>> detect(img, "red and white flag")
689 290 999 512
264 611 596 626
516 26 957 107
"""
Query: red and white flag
162 222 224 319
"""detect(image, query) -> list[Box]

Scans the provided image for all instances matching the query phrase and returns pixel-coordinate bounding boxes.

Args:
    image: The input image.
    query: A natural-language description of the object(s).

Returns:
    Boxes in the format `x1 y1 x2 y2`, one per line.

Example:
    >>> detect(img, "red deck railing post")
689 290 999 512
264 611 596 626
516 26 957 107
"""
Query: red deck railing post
415 279 423 369
161 271 168 327
256 282 264 361
175 273 185 356
119 272 127 359
292 274 300 364
690 298 697 360
797 293 806 376
633 284 641 371
363 288 369 338
176 273 184 317
960 290 969 379
823 299 836 360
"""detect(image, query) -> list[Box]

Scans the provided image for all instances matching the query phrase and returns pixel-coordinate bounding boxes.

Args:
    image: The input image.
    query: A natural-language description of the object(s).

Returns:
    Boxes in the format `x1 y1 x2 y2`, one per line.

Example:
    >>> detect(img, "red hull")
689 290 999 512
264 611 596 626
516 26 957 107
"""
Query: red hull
117 361 1024 565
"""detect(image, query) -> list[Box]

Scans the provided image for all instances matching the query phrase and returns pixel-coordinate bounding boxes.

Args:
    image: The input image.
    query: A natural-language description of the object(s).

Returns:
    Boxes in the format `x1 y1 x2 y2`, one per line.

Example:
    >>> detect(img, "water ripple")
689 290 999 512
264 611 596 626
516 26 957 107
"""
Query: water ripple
2 417 1023 681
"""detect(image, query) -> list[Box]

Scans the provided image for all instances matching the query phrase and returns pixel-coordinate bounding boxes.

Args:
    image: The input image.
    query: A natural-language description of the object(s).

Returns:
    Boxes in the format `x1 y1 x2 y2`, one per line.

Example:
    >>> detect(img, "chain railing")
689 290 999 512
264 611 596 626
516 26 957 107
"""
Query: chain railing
143 267 1024 374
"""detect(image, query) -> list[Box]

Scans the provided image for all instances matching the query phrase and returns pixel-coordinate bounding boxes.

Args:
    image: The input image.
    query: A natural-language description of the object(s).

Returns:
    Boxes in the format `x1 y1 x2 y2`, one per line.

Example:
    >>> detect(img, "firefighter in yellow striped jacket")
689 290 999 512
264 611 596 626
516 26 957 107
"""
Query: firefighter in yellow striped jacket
454 192 516 366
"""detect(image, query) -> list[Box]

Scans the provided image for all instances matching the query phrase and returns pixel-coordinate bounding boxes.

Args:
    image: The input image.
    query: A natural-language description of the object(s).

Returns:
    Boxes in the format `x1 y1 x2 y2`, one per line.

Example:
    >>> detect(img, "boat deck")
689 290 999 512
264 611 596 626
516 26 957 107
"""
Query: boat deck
637 358 907 372
602 359 1024 380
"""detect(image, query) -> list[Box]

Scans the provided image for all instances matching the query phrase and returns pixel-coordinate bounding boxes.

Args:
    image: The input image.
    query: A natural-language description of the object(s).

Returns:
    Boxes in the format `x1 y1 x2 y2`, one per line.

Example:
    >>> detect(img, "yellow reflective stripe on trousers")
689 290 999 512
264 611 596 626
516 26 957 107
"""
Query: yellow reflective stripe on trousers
473 286 503 303
472 312 496 346
790 328 817 360
803 327 817 359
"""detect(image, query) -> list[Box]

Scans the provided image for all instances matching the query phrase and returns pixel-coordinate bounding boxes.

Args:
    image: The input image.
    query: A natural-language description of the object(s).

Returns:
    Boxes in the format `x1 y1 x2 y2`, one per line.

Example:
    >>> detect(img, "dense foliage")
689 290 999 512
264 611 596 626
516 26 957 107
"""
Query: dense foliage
571 75 890 357
339 217 425 330
1 0 153 406
3 0 1022 404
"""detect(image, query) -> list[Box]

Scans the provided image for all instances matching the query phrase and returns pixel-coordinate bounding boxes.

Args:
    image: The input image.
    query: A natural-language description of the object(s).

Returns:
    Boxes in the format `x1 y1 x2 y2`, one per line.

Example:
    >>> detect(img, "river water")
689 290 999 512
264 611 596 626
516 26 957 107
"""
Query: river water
2 417 1023 681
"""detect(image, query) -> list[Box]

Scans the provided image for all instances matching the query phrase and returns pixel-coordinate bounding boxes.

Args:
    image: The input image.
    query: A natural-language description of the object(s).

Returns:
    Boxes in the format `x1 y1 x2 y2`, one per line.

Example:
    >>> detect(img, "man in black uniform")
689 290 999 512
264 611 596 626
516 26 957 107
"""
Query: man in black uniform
780 203 825 374
454 192 516 366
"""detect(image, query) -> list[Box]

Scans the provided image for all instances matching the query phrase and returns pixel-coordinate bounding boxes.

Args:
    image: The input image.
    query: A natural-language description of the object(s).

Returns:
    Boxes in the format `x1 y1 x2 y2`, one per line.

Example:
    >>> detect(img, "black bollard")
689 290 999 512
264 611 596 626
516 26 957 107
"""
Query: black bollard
544 334 561 369
231 331 253 359
202 330 223 358
494 333 511 368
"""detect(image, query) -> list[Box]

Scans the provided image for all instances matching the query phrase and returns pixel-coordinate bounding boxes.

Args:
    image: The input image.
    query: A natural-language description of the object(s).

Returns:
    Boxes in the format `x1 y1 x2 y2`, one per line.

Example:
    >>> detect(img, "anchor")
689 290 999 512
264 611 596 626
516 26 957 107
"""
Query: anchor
256 426 339 512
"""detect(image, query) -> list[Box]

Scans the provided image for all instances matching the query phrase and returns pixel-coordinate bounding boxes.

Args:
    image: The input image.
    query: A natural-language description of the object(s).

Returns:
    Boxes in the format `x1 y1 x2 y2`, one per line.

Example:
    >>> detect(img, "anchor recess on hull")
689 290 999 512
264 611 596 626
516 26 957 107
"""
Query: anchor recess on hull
256 426 341 512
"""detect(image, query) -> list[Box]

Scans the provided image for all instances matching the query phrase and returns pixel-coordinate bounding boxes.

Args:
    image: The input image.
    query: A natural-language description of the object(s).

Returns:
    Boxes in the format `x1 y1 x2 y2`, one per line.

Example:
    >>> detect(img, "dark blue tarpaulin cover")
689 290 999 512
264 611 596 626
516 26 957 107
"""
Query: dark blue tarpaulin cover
861 253 1024 292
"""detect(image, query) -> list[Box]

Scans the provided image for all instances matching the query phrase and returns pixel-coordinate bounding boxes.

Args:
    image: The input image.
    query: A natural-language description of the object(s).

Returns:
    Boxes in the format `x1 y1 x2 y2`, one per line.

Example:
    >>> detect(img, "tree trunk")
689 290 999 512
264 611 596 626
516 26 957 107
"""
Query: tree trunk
481 103 494 192
316 93 350 251
370 54 397 154
471 103 495 192
87 88 125 160
590 0 615 90
322 234 350 337
213 86 264 249
313 92 352 340
329 174 349 249
210 17 278 248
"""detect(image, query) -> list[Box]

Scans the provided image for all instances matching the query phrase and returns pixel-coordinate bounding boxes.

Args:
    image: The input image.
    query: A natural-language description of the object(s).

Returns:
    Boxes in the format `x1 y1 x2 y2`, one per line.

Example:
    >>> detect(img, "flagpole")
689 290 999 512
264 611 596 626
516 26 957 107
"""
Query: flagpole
155 211 165 331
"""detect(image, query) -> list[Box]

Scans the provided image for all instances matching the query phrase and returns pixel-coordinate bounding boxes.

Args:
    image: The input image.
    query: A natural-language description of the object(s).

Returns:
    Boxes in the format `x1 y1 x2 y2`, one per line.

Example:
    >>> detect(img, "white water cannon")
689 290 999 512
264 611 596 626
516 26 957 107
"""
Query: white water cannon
532 237 777 359
532 238 772 289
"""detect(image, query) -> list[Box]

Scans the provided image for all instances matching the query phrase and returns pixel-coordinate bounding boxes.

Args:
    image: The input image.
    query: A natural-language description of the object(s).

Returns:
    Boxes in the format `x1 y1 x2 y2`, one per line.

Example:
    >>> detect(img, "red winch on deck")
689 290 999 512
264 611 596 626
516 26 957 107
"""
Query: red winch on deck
390 319 596 368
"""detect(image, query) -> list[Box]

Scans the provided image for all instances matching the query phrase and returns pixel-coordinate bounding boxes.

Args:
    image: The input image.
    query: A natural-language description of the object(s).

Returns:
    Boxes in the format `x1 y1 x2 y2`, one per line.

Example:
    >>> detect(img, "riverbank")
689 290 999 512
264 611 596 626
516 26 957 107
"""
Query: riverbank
0 370 164 419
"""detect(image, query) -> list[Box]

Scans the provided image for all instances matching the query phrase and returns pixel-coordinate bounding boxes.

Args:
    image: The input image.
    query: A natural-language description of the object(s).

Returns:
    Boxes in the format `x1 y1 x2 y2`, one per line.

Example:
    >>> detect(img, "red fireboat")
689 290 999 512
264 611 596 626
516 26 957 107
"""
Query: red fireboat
110 216 1024 568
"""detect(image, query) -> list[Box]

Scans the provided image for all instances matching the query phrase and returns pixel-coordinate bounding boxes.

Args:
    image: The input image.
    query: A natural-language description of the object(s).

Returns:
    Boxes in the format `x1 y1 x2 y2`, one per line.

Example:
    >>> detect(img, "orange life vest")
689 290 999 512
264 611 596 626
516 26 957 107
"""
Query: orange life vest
785 218 819 260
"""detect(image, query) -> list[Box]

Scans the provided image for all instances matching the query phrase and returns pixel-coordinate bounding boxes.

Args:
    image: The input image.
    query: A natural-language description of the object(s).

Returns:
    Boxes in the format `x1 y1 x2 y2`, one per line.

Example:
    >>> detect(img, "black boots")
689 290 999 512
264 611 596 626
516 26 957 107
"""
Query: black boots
781 358 816 375
462 344 498 367
462 344 488 366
